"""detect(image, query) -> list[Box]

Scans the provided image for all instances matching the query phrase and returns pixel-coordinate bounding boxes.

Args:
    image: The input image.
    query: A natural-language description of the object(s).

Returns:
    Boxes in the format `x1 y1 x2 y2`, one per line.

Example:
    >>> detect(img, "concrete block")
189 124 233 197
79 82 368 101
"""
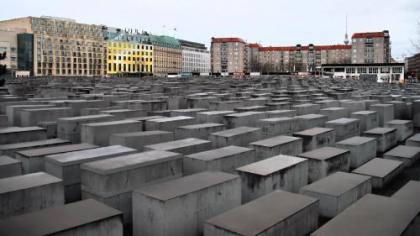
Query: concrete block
363 127 398 153
369 104 394 126
250 135 303 159
296 114 328 131
0 199 123 236
294 127 336 152
15 143 97 174
265 102 291 110
335 136 377 168
311 194 420 236
145 116 196 132
145 138 212 155
257 117 299 138
265 109 297 118
412 100 420 128
350 110 378 133
0 172 64 219
45 145 136 203
340 100 365 114
320 107 349 121
57 114 115 143
392 180 420 207
184 145 255 174
0 155 22 178
0 126 47 145
384 145 420 167
133 172 241 236
100 109 147 119
223 112 266 128
204 190 318 236
210 127 262 148
110 130 173 151
300 172 371 218
352 158 404 189
385 120 414 142
81 120 143 146
196 110 234 123
298 147 350 183
81 150 182 224
406 133 420 147
292 103 321 116
325 118 360 142
237 155 308 203
175 123 225 139
20 107 73 127
171 108 208 117
6 104 55 126
0 138 70 157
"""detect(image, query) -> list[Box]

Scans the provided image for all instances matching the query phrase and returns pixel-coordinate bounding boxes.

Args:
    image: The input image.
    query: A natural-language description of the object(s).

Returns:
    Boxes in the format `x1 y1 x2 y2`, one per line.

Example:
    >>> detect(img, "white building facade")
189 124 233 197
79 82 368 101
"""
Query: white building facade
179 39 210 74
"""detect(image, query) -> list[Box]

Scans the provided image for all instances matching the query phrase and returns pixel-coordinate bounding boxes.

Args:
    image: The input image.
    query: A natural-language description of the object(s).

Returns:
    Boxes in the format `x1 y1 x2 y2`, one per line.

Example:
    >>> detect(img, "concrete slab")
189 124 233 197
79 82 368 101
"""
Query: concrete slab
21 107 73 127
145 138 212 155
295 114 328 131
350 110 379 133
300 172 371 218
406 133 420 147
311 194 420 236
320 107 349 121
175 123 225 139
196 110 235 123
0 126 47 145
335 136 377 168
81 120 143 146
250 135 303 160
352 158 404 189
0 155 22 178
0 199 123 236
325 118 360 142
385 120 414 142
257 117 299 137
298 147 350 183
369 104 394 126
133 172 241 236
210 127 262 148
110 130 174 151
237 155 308 202
384 145 420 167
184 146 255 174
294 127 336 152
145 116 196 132
0 138 71 157
363 127 398 153
204 190 318 236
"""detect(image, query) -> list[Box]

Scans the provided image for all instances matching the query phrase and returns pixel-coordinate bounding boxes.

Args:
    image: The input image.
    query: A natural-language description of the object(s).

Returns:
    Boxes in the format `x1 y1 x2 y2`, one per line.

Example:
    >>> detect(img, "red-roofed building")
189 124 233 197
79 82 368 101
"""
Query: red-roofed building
351 30 390 64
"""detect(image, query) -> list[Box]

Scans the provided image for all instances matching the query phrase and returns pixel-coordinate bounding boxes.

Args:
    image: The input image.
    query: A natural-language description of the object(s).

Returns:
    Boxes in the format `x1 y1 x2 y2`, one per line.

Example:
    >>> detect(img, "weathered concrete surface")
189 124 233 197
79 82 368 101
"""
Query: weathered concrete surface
81 120 143 146
352 158 404 189
294 127 335 152
109 130 174 151
250 135 303 160
0 155 22 178
336 136 377 168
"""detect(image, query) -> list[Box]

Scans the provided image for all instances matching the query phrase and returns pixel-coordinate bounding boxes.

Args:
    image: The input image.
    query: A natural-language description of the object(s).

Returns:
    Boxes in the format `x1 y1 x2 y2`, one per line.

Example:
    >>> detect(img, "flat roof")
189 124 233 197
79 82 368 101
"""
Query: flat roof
322 63 404 67
0 172 62 194
237 155 306 176
186 145 253 161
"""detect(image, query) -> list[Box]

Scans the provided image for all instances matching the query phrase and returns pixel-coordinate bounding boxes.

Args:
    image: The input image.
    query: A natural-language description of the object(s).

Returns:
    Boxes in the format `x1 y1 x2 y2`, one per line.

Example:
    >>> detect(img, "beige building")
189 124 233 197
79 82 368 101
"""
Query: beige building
0 29 23 70
211 37 247 74
0 16 105 77
351 31 391 64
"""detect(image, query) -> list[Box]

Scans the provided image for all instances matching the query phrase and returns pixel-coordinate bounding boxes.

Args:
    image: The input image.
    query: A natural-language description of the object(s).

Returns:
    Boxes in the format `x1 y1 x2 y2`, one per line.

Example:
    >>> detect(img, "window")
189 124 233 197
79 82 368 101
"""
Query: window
392 67 402 73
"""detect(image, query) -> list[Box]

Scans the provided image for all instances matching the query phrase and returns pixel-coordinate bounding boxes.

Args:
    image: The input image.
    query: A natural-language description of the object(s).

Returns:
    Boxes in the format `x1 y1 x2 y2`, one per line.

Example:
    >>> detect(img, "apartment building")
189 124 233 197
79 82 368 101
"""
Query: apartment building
0 16 106 77
211 37 247 74
407 53 420 79
351 31 391 64
179 39 210 74
104 28 153 75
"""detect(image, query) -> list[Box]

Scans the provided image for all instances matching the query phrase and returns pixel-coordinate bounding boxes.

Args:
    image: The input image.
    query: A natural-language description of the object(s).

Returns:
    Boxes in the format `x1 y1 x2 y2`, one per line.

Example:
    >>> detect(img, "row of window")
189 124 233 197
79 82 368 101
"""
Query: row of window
108 63 152 72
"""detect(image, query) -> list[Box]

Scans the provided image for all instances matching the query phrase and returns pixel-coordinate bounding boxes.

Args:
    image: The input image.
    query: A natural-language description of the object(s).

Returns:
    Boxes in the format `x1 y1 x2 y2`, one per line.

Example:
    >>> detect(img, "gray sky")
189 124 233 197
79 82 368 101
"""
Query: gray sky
3 0 420 60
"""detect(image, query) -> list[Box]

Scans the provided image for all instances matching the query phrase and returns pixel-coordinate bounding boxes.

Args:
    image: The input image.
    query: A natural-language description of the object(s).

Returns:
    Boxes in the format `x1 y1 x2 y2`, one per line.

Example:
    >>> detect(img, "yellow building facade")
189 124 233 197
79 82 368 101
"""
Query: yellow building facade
106 41 153 75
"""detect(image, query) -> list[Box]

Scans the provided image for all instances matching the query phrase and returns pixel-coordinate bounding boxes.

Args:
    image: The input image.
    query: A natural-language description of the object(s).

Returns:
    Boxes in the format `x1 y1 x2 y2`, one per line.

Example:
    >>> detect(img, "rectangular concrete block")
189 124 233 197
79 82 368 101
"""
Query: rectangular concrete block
311 194 420 236
320 107 349 121
0 155 22 178
81 150 183 224
299 147 350 183
350 110 378 133
300 172 371 218
15 143 97 174
363 127 398 153
0 138 71 157
210 127 262 148
45 145 136 203
257 117 299 138
392 180 420 207
406 133 420 147
237 155 308 203
110 130 174 151
196 110 234 123
292 103 321 116
81 120 143 146
352 158 404 189
385 120 414 142
412 100 420 128
384 145 420 167
145 138 212 155
184 145 255 174
223 112 266 128
250 135 303 160
20 107 73 127
0 172 64 219
57 114 115 143
0 126 47 145
101 109 147 119
265 109 297 118
0 199 123 236
145 116 196 132
296 114 328 131
175 123 225 139
133 172 241 236
326 118 360 142
294 127 336 152
6 104 55 126
171 108 207 117
369 104 394 126
336 136 377 168
204 190 318 236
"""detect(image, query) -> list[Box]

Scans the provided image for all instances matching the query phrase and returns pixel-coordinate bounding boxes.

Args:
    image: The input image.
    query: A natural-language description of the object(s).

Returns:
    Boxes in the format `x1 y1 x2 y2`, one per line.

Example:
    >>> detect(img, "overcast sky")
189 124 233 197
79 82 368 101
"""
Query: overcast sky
2 0 420 60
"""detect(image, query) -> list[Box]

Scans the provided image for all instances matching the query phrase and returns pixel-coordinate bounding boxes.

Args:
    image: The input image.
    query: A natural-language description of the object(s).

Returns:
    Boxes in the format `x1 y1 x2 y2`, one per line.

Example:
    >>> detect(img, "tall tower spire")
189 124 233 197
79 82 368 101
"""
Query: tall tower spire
344 14 349 45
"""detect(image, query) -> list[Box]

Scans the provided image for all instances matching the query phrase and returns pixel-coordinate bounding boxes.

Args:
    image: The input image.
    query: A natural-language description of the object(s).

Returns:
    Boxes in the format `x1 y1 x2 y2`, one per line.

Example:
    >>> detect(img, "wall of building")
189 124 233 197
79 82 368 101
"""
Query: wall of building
181 46 210 73
0 29 20 69
407 53 420 78
211 38 247 74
